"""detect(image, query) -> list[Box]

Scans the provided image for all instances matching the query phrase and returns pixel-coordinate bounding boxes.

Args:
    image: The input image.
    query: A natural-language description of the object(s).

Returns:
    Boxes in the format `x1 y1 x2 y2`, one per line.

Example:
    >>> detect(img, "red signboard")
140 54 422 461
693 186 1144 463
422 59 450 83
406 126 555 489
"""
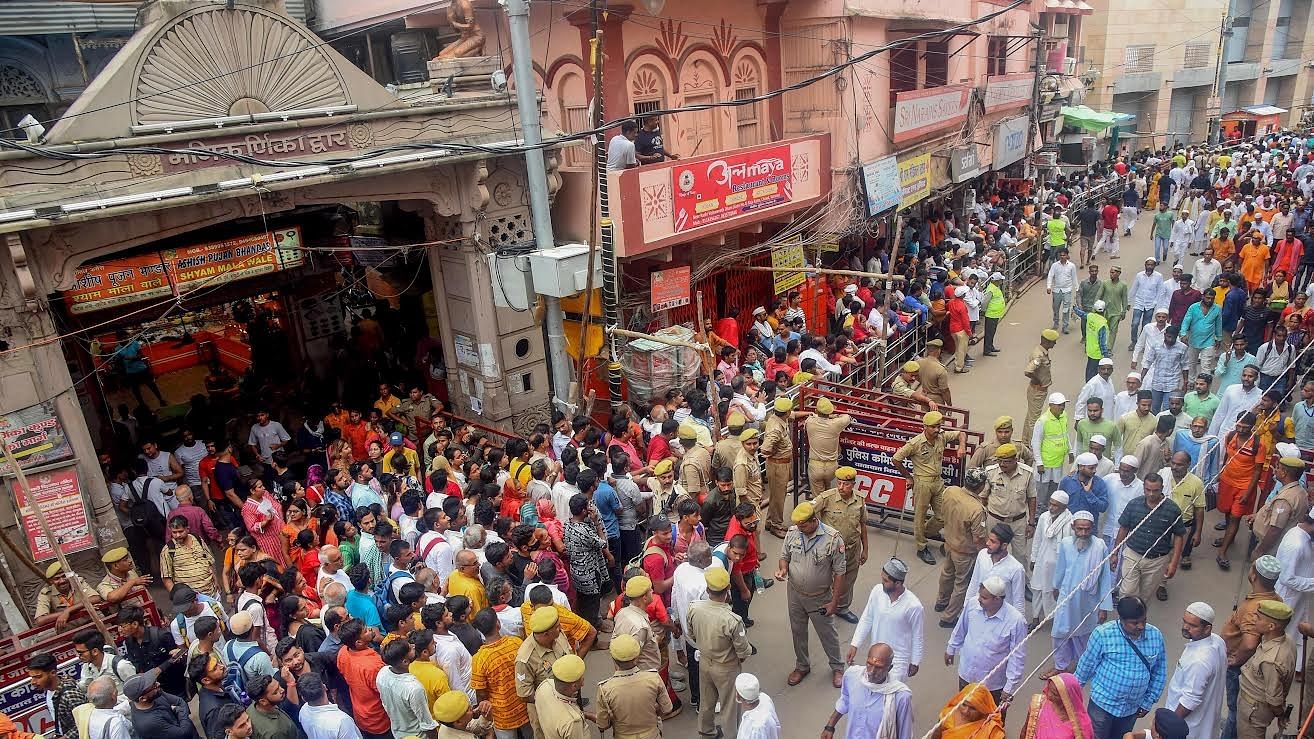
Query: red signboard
11 467 93 561
672 143 793 233
63 227 305 314
650 266 692 312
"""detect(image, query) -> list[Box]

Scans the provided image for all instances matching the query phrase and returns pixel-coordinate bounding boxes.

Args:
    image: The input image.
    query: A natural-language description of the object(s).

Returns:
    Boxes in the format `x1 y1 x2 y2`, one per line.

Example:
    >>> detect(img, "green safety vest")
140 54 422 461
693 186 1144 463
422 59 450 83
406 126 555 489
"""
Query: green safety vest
1085 312 1108 360
1046 218 1067 246
1040 412 1069 468
985 283 1007 319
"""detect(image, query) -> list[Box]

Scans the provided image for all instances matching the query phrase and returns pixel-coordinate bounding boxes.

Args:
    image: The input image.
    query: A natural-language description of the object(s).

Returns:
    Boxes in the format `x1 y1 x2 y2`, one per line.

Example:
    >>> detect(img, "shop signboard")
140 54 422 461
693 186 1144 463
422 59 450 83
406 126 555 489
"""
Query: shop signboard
859 155 901 216
672 142 793 233
1 657 79 735
0 402 74 475
10 467 94 561
771 243 806 294
839 429 958 514
984 73 1035 112
63 227 305 315
650 266 691 311
897 153 933 208
993 114 1030 169
892 86 971 143
950 146 984 183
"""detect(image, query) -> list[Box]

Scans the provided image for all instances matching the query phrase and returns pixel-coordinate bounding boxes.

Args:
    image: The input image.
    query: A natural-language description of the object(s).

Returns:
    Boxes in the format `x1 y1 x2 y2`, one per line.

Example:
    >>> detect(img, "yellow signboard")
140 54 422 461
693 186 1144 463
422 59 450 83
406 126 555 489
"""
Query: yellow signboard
772 243 806 294
897 152 933 208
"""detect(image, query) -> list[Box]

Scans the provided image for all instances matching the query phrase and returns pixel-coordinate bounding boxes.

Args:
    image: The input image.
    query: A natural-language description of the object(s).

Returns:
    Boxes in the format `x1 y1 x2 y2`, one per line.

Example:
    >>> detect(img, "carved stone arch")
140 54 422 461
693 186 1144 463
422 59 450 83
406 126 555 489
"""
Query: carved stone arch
730 47 767 90
675 45 730 91
0 38 55 106
628 55 675 113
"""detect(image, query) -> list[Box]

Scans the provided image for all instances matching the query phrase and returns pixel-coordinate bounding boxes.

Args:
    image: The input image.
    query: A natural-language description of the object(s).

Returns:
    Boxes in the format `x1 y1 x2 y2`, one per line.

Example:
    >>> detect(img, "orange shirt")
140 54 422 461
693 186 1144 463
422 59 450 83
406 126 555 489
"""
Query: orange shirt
337 647 390 734
470 635 529 730
519 603 591 648
1212 237 1236 262
1240 242 1270 288
340 421 370 463
1219 432 1262 490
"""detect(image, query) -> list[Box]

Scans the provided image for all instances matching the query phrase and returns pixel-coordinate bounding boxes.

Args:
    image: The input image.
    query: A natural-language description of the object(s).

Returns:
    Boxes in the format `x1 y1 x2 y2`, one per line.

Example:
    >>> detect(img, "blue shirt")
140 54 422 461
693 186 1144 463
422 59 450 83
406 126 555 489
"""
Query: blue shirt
1179 302 1222 349
900 295 929 321
1220 286 1247 331
1058 473 1109 528
345 590 382 629
1075 621 1168 717
593 482 621 539
324 489 355 523
116 340 149 374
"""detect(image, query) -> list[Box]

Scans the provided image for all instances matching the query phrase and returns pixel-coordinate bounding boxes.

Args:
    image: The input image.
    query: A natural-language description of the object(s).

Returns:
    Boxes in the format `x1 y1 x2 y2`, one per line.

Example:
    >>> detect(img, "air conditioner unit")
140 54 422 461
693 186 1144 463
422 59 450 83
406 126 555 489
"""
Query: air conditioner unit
1033 150 1058 167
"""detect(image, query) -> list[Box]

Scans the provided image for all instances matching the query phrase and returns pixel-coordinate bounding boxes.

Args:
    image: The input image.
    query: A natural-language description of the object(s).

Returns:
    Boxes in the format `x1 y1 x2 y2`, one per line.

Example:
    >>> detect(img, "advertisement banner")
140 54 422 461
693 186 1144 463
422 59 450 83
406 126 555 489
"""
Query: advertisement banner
2 658 78 735
771 243 806 294
672 143 793 233
893 86 971 143
840 429 958 514
11 467 94 561
897 153 933 208
859 155 901 216
950 146 984 183
984 74 1035 112
650 266 692 311
64 227 304 315
993 115 1030 169
0 402 73 475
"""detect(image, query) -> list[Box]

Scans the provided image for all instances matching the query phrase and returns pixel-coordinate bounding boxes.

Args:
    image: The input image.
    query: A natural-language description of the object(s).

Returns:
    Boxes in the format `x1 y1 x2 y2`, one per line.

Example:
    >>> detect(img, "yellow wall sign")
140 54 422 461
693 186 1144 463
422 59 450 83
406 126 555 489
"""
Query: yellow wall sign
772 244 806 294
897 153 933 208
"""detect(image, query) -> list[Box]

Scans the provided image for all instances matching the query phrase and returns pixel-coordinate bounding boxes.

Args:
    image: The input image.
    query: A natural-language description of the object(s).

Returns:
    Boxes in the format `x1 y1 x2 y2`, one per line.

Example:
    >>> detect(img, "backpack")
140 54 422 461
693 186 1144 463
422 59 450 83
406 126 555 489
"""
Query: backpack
626 540 670 575
128 478 167 539
711 544 731 571
371 569 412 614
221 641 258 705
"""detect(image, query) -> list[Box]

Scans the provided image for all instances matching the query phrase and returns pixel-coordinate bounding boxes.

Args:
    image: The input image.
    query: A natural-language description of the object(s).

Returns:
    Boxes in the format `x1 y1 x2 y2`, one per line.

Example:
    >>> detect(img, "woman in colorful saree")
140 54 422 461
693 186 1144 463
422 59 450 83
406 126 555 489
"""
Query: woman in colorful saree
1020 672 1094 739
929 682 1006 739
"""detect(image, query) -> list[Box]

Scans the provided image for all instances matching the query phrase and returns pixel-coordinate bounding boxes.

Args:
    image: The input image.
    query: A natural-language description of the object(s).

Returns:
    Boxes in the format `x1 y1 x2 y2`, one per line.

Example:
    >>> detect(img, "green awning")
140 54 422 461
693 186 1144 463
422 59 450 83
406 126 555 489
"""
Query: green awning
1059 106 1124 132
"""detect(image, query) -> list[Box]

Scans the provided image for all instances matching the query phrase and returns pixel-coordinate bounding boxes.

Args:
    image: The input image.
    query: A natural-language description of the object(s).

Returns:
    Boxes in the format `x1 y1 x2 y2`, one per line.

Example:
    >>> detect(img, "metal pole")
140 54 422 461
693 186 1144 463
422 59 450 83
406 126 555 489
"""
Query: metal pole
504 0 573 410
1211 7 1232 145
1025 27 1044 183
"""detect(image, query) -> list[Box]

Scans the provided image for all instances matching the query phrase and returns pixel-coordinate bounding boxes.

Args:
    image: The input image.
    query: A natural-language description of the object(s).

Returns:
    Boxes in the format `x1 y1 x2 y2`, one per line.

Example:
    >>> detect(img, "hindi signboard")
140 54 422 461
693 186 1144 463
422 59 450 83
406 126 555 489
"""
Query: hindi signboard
672 143 793 233
650 266 692 312
771 243 806 294
860 155 901 216
10 467 94 561
897 153 933 208
839 428 958 514
984 74 1035 112
0 402 74 475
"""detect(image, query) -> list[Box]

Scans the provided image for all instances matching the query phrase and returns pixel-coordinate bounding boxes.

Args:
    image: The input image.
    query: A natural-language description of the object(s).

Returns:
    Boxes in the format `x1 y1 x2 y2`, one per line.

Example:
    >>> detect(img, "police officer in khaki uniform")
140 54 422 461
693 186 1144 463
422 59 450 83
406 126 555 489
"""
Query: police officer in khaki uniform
804 397 853 497
918 340 953 406
35 562 101 626
1236 600 1296 739
687 568 752 739
982 443 1037 572
712 413 747 471
760 397 795 538
613 576 663 673
891 361 939 410
535 655 592 739
812 466 868 623
775 501 846 689
515 606 573 739
1024 329 1059 437
968 416 1037 469
934 468 988 627
892 410 966 566
732 428 764 513
596 634 671 739
1251 456 1309 560
679 424 711 502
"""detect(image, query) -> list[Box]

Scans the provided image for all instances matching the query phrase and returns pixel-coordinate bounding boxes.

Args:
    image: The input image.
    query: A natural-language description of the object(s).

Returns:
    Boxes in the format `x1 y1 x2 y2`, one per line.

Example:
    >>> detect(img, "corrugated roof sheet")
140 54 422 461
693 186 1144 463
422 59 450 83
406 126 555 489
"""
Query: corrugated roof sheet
0 1 306 35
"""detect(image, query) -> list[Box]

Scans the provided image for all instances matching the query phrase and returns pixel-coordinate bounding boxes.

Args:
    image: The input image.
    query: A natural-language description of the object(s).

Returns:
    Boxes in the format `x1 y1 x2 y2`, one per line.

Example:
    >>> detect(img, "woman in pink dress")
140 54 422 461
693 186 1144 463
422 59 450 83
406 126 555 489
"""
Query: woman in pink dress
1019 672 1094 739
241 478 289 567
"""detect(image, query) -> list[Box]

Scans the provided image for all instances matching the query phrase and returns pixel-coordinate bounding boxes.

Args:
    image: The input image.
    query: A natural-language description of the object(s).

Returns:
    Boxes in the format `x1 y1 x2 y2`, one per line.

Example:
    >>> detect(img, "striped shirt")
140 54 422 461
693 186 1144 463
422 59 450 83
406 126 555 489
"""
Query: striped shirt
160 535 217 596
470 635 528 730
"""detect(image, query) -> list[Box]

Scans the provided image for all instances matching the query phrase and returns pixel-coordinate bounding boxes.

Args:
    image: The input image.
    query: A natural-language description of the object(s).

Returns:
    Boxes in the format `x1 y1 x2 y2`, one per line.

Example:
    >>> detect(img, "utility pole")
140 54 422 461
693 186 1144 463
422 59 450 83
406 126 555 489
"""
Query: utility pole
504 0 573 410
1025 26 1044 186
1211 6 1232 144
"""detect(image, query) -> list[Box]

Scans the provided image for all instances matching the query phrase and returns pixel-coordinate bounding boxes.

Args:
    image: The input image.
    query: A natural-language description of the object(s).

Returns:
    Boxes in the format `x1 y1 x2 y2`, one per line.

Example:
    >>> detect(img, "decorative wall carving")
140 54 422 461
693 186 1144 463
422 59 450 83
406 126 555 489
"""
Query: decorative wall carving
0 64 47 104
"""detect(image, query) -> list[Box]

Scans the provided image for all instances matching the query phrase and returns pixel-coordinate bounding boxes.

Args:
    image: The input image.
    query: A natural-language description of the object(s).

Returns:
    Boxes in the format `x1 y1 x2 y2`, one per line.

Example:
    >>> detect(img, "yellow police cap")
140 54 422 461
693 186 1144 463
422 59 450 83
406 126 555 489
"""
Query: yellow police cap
993 415 1013 431
704 567 731 591
624 575 653 598
552 654 587 682
653 459 674 476
1041 329 1060 341
528 606 559 633
678 424 698 441
902 360 921 373
816 398 835 416
923 411 944 426
995 443 1018 459
739 428 760 441
101 547 130 564
432 691 470 723
774 397 793 412
926 338 944 348
1280 456 1307 470
45 562 63 578
609 634 642 661
791 501 815 524
1258 600 1294 621
727 412 747 428
835 466 857 481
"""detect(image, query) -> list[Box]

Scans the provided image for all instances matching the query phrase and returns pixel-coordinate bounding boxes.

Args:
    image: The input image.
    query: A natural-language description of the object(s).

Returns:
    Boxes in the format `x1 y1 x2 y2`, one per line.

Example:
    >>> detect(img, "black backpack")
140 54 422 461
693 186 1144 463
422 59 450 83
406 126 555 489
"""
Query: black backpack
129 478 167 539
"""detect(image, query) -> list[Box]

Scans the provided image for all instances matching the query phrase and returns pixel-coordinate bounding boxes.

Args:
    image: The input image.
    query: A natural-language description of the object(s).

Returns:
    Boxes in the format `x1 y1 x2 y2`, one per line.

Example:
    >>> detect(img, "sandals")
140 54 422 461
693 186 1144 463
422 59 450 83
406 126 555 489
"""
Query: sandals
1217 556 1232 571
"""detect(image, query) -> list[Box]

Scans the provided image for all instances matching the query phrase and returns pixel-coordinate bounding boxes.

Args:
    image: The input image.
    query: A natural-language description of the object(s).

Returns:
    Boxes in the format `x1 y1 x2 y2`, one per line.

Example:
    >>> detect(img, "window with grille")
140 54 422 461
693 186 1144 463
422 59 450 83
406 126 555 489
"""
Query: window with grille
1183 43 1211 69
988 36 1009 77
735 86 762 148
925 41 949 87
1124 45 1156 73
562 104 591 168
782 24 843 132
633 99 663 123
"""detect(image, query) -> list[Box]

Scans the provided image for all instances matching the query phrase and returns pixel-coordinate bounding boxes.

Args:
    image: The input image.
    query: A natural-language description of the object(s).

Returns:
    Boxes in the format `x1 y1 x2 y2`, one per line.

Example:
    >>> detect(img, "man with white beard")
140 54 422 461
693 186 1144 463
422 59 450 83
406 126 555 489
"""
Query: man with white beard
1102 456 1144 550
1030 491 1073 626
822 643 912 739
1047 511 1113 676
1113 373 1143 423
847 558 924 682
1164 602 1227 739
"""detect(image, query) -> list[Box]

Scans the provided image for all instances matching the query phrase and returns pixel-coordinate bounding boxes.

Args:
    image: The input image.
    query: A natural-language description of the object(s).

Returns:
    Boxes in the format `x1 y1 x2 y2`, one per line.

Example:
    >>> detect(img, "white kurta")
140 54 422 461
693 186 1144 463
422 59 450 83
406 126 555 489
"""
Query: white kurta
1075 376 1116 422
965 550 1026 614
737 693 781 739
1208 384 1262 438
1163 633 1227 739
1113 391 1139 424
1101 473 1144 545
849 587 926 681
1030 509 1074 618
671 562 709 648
1276 525 1314 660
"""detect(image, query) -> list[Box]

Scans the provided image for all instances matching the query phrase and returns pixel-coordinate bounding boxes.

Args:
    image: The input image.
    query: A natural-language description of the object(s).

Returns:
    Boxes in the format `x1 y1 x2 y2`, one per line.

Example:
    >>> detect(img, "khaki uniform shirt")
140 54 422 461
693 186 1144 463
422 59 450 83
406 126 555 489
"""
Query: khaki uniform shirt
812 489 865 562
732 450 764 505
35 575 98 619
969 438 1036 469
680 445 711 497
941 486 988 555
686 599 752 665
892 432 948 478
712 438 743 473
1253 482 1310 543
805 414 852 463
781 523 846 597
890 375 921 399
612 605 661 672
918 357 951 404
596 668 671 739
1221 589 1284 662
761 415 792 461
1025 345 1052 387
514 633 572 702
1239 635 1296 709
533 681 590 739
983 463 1037 520
96 570 140 600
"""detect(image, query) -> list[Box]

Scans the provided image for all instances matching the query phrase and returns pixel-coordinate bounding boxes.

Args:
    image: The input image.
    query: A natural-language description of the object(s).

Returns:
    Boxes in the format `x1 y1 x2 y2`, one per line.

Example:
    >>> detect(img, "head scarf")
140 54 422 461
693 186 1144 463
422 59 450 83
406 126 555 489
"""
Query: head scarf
939 683 1006 739
1034 673 1094 739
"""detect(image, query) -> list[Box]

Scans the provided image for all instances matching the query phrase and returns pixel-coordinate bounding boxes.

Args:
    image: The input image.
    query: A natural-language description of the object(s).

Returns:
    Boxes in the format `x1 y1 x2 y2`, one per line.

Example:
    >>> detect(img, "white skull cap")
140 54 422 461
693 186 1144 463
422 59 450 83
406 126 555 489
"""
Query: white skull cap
982 576 1007 597
1186 601 1216 624
1048 392 1067 404
1075 452 1099 466
1051 490 1070 505
1090 434 1108 446
1120 455 1140 468
735 673 761 701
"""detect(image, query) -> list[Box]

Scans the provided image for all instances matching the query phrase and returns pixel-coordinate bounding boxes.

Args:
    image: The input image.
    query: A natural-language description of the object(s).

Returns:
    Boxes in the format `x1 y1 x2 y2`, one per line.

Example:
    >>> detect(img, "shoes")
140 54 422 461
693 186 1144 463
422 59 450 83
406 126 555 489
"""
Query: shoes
760 578 774 590
1214 520 1228 531
832 670 844 688
767 527 786 540
918 548 937 565
934 601 947 612
744 618 755 627
1156 585 1169 601
938 617 958 628
787 668 811 686
1181 557 1192 570
837 610 860 624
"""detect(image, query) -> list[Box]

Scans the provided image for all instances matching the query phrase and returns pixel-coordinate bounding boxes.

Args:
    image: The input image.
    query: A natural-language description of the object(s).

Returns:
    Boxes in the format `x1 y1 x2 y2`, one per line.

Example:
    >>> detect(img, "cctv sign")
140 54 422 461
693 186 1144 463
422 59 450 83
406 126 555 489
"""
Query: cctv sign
839 431 959 514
